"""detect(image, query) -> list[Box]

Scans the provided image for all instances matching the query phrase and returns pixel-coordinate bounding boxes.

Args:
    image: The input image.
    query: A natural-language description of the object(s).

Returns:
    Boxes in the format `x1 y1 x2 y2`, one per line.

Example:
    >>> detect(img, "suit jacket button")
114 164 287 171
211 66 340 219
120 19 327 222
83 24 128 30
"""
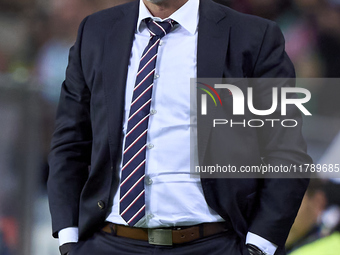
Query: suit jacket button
97 201 105 210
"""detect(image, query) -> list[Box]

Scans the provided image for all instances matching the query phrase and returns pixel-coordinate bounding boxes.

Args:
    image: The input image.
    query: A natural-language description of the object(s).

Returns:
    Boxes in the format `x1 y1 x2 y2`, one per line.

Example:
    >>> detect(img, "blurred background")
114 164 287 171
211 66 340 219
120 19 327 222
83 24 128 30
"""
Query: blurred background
0 0 339 254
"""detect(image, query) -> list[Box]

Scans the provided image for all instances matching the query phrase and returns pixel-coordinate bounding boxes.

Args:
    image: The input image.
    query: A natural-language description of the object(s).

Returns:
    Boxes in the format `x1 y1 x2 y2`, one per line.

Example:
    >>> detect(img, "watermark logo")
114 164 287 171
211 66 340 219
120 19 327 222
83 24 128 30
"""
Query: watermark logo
199 83 312 116
197 82 223 115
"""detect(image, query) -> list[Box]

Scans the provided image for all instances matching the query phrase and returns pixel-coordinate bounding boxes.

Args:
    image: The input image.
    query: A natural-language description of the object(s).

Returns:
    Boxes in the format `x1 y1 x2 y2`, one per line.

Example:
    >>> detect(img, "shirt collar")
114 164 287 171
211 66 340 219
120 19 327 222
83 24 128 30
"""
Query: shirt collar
137 0 199 35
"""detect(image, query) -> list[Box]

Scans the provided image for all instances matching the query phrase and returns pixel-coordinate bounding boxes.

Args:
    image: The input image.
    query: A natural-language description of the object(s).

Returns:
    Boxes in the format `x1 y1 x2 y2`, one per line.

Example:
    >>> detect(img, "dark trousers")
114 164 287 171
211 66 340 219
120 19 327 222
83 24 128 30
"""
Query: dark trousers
69 230 251 255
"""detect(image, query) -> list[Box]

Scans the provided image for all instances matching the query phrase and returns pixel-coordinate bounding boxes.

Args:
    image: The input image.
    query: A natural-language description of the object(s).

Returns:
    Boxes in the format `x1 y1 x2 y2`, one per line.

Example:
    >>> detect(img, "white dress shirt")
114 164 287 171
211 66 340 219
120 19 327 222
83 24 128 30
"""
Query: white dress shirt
59 1 277 254
106 0 224 229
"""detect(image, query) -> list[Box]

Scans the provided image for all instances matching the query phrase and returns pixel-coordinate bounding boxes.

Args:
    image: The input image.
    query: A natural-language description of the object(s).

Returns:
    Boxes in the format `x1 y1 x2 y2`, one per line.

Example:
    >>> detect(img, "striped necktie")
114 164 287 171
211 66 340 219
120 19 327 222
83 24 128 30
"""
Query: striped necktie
119 18 175 226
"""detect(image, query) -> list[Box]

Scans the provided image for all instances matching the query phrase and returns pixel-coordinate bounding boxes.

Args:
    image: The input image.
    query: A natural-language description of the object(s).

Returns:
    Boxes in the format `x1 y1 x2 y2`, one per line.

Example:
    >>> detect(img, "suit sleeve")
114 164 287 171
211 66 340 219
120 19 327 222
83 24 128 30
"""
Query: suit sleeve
249 21 312 247
47 17 92 238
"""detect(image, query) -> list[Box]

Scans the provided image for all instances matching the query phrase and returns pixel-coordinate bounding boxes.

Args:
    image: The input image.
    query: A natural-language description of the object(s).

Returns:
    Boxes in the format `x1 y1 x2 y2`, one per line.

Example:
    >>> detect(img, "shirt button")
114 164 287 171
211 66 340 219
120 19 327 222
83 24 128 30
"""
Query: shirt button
147 144 154 149
159 40 163 46
145 176 153 185
147 214 154 220
154 74 160 79
150 109 157 115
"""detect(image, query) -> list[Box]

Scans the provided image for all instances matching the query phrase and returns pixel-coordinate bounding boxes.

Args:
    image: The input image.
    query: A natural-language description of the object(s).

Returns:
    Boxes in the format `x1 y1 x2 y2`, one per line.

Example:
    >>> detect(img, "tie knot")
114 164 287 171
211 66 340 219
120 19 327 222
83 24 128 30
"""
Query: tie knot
145 18 176 38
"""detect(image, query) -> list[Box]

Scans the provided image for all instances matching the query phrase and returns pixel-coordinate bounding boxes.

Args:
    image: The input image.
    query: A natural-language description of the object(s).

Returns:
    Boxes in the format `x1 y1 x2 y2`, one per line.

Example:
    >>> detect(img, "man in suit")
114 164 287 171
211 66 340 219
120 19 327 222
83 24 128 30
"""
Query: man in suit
47 0 312 254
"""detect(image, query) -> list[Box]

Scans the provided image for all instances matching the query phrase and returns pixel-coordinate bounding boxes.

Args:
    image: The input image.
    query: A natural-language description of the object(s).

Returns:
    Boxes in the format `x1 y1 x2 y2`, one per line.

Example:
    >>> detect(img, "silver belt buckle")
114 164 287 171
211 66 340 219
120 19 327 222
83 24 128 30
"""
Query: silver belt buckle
148 229 173 246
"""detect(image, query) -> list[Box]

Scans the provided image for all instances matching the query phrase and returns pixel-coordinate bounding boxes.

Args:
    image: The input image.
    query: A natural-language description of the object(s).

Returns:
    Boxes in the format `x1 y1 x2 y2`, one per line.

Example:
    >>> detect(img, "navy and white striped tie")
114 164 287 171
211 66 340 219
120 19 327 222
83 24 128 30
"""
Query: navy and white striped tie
119 18 175 226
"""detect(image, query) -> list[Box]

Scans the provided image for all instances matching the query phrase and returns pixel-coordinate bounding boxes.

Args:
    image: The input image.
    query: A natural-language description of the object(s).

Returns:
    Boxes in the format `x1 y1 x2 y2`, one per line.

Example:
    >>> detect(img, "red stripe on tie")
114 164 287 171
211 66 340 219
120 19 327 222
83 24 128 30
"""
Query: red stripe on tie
120 160 146 186
127 205 146 224
137 55 157 76
131 84 153 107
153 20 167 35
140 39 160 62
120 175 145 203
128 99 151 121
134 70 155 91
123 129 148 154
121 145 146 171
126 114 150 138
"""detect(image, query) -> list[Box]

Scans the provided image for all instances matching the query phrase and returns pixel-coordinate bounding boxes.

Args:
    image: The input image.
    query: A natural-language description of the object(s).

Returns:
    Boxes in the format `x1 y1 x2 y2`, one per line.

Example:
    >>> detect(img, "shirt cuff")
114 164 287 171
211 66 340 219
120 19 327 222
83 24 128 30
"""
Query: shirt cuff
58 227 79 246
246 232 278 255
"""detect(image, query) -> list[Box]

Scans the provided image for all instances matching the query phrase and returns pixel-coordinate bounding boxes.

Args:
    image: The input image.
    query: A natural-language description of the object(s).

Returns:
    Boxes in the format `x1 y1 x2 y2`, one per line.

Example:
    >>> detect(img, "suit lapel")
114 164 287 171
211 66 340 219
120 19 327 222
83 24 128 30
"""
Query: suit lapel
197 0 230 78
103 2 139 147
197 0 231 164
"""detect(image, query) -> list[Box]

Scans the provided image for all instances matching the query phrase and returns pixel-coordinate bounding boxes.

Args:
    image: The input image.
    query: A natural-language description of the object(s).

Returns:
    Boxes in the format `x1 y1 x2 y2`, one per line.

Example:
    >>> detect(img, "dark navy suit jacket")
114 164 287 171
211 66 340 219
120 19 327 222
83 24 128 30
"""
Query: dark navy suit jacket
48 0 311 252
